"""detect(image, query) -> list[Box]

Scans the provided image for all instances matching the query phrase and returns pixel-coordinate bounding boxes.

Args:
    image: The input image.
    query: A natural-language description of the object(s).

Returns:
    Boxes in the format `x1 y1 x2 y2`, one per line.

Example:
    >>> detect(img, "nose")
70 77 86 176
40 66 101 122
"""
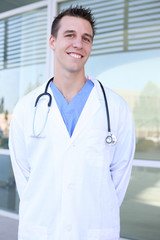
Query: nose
72 37 83 49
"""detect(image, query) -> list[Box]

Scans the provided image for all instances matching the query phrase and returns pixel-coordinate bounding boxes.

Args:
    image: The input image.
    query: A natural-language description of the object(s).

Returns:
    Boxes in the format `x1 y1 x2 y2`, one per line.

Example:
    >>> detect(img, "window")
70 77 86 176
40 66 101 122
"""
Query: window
0 4 47 213
0 7 47 149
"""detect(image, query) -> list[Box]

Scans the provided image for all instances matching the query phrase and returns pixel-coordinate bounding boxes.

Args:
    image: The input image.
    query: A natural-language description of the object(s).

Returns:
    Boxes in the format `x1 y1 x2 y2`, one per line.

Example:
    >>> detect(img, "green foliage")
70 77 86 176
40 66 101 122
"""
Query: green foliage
0 97 4 113
5 110 8 121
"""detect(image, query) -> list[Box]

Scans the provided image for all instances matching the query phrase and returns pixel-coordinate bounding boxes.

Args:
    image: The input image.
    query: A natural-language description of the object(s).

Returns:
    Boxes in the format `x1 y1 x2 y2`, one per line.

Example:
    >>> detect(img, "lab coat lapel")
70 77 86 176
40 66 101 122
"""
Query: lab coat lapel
48 87 71 144
71 83 101 141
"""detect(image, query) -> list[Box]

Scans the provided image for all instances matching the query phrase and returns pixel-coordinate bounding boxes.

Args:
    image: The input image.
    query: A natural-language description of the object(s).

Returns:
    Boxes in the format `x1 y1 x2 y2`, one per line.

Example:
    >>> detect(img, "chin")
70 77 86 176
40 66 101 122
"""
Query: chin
67 65 83 73
69 68 83 73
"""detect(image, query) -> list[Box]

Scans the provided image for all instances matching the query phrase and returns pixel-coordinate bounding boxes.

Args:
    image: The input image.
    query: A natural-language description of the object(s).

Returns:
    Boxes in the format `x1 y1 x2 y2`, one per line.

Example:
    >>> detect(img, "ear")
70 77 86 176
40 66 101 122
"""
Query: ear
49 35 56 51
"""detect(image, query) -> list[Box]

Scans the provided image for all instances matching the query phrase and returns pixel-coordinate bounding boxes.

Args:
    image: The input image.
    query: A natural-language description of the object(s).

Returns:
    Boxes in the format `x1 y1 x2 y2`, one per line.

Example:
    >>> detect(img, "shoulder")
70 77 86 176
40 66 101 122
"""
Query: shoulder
89 76 129 108
89 76 133 121
104 86 128 107
104 86 133 120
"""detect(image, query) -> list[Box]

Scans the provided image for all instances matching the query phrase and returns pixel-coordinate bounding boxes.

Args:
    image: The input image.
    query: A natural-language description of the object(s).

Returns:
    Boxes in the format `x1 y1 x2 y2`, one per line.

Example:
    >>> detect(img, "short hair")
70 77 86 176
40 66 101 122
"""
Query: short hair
51 5 96 38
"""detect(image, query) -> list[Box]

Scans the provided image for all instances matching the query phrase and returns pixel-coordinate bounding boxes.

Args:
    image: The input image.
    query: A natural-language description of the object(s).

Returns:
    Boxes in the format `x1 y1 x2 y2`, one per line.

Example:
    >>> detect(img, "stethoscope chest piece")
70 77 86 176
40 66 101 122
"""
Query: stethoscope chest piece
106 133 117 145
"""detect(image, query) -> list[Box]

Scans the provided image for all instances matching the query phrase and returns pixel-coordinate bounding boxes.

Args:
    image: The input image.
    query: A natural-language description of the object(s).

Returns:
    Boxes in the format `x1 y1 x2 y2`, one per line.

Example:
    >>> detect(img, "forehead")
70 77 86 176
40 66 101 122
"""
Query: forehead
58 16 93 35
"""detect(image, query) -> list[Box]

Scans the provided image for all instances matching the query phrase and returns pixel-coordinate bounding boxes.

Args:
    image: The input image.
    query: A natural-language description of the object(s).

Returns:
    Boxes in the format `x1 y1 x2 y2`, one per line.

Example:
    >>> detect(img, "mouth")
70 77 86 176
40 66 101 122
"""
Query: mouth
67 52 83 59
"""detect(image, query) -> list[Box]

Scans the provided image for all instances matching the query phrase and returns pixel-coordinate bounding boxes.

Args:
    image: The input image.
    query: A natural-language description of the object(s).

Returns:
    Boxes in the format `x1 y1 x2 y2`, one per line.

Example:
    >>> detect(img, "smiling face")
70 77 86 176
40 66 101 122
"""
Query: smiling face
49 16 93 76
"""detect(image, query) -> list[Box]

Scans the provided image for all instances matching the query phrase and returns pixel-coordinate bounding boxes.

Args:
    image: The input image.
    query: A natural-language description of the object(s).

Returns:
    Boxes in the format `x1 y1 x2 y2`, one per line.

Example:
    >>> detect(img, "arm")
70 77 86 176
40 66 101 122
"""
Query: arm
110 102 135 206
9 108 30 199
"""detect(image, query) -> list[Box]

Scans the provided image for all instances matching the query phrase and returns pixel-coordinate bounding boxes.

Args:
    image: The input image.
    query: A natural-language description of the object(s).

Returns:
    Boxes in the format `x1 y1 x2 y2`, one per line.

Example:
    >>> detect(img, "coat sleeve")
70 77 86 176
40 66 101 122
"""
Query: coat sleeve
9 105 30 199
110 101 135 206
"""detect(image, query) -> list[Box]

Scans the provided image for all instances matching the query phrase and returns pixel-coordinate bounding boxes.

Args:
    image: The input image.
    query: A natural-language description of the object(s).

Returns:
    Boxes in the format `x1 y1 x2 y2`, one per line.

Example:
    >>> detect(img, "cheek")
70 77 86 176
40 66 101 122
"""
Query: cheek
55 39 68 49
85 45 92 56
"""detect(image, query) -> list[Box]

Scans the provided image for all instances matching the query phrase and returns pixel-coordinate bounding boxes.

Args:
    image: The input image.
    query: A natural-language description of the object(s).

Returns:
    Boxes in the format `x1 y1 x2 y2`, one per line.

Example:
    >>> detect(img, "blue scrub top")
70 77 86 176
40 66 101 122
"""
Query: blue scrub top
50 80 94 137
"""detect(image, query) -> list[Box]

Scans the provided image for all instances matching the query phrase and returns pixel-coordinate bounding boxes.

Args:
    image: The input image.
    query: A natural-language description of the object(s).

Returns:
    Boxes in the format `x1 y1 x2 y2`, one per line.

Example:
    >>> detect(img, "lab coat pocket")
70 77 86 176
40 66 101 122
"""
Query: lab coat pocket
87 228 119 240
87 129 116 153
19 223 48 240
86 129 112 168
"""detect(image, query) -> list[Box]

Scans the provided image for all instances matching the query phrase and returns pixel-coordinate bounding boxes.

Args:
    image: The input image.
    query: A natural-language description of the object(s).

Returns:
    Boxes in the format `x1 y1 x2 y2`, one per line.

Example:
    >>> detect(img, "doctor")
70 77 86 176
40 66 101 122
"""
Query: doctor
9 6 135 240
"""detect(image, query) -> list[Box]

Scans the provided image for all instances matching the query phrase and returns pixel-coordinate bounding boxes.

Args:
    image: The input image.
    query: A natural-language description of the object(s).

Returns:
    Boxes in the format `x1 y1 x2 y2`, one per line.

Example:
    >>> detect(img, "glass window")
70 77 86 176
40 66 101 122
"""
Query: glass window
0 7 47 150
0 153 19 213
0 6 47 212
120 166 160 240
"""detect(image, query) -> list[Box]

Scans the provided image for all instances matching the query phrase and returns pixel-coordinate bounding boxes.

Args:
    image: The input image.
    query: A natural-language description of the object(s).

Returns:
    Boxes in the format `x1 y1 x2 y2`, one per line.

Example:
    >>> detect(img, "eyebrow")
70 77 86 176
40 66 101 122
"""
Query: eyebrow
63 30 93 41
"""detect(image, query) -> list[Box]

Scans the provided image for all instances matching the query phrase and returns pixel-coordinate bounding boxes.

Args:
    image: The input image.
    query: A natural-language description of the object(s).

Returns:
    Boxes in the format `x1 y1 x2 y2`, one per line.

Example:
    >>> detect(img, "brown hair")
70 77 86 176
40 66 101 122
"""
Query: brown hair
51 5 96 38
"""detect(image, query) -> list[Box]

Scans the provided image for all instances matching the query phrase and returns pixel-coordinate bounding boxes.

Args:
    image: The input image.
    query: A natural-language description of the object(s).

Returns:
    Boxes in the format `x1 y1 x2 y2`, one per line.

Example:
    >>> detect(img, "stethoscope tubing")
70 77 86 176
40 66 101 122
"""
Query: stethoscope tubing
97 80 111 133
34 78 53 107
33 78 117 145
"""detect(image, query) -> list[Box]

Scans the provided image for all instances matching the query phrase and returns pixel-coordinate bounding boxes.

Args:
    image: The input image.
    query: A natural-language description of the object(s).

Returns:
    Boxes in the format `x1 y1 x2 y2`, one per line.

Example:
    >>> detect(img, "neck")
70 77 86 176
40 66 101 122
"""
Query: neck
53 70 87 103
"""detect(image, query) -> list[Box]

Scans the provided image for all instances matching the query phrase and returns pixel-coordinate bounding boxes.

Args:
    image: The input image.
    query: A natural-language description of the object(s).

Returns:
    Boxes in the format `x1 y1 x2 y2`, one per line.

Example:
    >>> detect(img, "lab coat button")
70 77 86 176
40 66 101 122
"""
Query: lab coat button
66 225 72 232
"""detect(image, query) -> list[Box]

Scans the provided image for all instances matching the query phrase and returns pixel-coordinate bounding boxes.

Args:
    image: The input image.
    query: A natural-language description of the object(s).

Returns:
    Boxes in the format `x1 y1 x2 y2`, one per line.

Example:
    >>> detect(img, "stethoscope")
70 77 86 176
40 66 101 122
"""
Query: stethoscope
33 77 117 145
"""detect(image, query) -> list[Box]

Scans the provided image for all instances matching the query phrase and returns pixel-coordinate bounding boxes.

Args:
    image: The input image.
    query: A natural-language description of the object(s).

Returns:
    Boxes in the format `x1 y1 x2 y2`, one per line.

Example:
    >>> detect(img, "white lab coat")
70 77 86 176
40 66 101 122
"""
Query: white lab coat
9 77 135 240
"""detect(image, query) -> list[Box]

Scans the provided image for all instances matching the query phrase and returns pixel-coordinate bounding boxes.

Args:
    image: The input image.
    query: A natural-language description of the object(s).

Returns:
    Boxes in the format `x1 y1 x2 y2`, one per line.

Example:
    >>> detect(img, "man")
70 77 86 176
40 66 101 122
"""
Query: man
9 6 135 240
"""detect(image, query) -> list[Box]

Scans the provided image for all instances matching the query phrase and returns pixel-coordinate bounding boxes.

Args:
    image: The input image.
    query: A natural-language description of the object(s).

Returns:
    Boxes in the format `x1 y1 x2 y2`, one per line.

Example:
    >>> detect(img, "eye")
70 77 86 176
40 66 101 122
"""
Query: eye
83 37 91 43
65 34 74 38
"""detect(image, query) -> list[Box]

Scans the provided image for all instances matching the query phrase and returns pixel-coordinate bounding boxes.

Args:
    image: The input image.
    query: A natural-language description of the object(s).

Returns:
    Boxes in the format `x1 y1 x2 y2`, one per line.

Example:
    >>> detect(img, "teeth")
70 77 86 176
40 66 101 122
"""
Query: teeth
69 53 82 59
